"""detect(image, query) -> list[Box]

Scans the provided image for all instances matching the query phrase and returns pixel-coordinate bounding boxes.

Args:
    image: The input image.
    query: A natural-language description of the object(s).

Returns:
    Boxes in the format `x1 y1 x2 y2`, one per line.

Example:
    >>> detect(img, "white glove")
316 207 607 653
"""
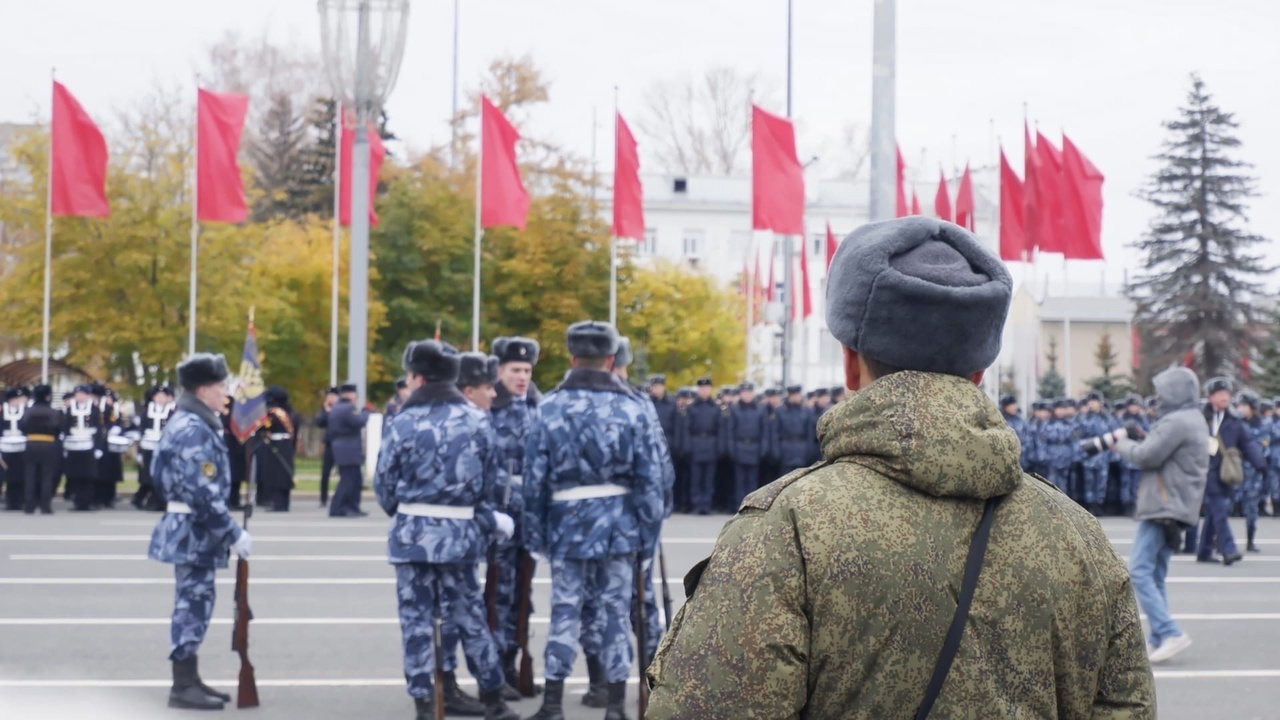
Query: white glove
108 426 122 437
1112 429 1128 443
93 450 103 459
530 552 548 565
493 512 515 542
642 558 654 575
233 530 253 559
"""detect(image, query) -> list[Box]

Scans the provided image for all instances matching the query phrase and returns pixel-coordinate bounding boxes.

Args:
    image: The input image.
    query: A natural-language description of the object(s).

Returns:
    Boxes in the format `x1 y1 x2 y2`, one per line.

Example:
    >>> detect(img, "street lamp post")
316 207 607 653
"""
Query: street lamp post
318 0 410 405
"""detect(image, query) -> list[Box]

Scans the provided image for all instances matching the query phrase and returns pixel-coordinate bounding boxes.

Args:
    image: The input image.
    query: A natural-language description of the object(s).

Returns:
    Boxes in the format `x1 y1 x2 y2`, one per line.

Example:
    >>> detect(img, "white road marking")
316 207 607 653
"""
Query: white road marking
0 617 548 626
0 576 690 593
9 554 388 562
0 677 634 688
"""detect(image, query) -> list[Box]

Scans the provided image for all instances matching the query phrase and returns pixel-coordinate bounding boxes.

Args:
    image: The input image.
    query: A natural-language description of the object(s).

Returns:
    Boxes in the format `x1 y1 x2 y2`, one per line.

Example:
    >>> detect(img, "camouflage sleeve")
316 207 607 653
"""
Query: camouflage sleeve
472 420 498 535
521 416 549 554
373 417 402 517
183 427 241 545
632 406 663 557
1086 531 1158 716
646 499 808 719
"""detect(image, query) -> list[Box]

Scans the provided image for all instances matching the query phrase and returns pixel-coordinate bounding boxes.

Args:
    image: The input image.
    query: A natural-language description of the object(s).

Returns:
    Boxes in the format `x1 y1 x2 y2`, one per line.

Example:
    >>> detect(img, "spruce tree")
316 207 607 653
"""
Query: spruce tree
1085 331 1134 401
249 92 308 221
1038 336 1066 399
1127 75 1273 379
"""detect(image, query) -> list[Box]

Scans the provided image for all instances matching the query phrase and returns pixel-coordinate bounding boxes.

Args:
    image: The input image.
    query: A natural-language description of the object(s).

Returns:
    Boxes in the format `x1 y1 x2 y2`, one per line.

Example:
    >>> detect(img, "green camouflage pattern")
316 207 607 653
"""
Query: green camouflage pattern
646 371 1155 719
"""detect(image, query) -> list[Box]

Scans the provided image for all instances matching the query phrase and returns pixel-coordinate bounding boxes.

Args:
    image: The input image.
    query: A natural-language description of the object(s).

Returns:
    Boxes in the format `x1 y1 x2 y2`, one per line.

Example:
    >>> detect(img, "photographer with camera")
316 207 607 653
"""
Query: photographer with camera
1084 367 1208 663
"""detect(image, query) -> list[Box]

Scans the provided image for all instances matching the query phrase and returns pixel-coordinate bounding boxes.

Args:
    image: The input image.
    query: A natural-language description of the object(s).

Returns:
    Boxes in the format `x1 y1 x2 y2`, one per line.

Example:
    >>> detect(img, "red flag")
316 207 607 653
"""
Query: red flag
751 106 805 235
1183 350 1195 368
934 170 952 222
910 189 921 216
1061 134 1105 260
824 221 838 269
1023 124 1041 252
196 89 249 223
1035 131 1066 254
998 148 1027 261
50 81 109 218
954 164 976 231
339 114 387 227
480 95 530 230
612 112 644 240
796 237 813 320
1131 326 1141 370
896 146 908 218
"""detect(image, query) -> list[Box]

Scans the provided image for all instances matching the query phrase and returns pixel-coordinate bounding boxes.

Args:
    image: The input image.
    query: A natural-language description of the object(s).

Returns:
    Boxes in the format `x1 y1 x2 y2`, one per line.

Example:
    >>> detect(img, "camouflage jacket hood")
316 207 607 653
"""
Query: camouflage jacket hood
817 371 1023 500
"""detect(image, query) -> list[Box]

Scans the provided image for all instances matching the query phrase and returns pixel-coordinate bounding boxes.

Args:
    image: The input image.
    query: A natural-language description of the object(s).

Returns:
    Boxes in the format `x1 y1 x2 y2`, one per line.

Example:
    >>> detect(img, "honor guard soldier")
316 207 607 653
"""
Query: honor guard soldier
722 381 773 505
148 353 252 711
1000 396 1031 473
133 385 175 511
19 385 61 514
488 336 541 697
774 384 818 475
374 340 519 720
1235 392 1268 552
387 377 411 417
96 385 127 508
63 384 103 511
328 383 371 517
523 321 665 720
1269 399 1280 513
678 378 721 515
647 375 678 507
221 398 247 510
316 387 339 507
256 387 298 512
648 217 1155 718
2 386 29 511
1077 392 1113 514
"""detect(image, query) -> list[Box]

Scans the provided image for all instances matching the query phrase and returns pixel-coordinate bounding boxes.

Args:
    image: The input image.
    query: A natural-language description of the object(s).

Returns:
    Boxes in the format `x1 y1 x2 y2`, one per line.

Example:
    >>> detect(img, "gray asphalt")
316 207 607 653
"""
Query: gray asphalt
1 502 1278 719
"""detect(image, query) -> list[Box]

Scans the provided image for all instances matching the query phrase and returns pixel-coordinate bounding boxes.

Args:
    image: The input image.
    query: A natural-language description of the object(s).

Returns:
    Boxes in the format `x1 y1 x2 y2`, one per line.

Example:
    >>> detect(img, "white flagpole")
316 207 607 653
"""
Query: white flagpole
41 69 55 384
188 86 200 357
471 109 483 351
745 235 755 378
330 103 343 388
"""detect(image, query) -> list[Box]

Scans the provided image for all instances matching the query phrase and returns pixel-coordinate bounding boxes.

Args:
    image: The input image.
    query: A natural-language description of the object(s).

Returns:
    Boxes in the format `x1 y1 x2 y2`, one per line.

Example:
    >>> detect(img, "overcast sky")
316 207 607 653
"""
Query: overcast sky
3 0 1276 291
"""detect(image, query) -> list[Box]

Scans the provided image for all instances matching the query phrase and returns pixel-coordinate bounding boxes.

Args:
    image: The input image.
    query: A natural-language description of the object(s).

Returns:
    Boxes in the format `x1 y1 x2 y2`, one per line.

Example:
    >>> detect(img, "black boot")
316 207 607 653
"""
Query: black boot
1247 526 1260 553
500 649 522 701
414 696 436 720
482 688 520 720
168 655 224 710
523 679 564 720
581 654 608 708
442 671 486 716
190 654 231 703
603 681 630 720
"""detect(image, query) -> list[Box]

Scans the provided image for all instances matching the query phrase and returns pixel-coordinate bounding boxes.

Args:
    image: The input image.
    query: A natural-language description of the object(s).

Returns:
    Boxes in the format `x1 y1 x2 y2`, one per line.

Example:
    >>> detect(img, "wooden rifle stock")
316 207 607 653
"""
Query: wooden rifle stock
658 543 674 631
433 576 445 720
635 555 649 718
233 457 259 709
515 549 536 697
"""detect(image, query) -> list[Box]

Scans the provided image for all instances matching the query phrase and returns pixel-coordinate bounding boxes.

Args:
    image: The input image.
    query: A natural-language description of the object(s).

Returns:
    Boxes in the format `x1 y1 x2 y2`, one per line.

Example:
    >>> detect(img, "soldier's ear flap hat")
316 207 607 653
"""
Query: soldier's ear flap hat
403 340 461 383
999 394 1018 408
177 353 230 391
613 337 633 368
1205 377 1233 396
33 385 53 403
825 217 1012 378
565 321 619 359
1237 392 1260 410
648 374 666 385
493 336 540 366
456 352 497 388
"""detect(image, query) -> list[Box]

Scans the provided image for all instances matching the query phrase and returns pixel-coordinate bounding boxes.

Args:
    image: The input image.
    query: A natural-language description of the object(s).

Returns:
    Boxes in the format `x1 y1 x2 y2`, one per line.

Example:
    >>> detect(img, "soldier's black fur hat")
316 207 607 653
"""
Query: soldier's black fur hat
1237 392 1260 410
1205 377 1233 396
613 337 633 368
403 340 461 383
177 353 230 391
1261 399 1274 412
1054 397 1076 409
1031 400 1049 412
90 383 107 397
1084 391 1105 404
786 384 803 395
265 386 288 408
1000 395 1018 408
695 377 713 387
456 352 499 388
1125 395 1143 408
74 384 93 395
826 217 1012 378
32 385 53 404
325 386 340 396
4 387 28 400
565 321 619 359
492 337 540 366
648 374 666 386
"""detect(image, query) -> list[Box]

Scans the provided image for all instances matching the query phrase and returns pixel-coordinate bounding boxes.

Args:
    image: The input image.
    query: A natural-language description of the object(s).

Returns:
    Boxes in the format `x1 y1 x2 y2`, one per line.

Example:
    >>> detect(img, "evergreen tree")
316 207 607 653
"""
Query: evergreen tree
248 92 308 221
1000 366 1017 398
1253 311 1280 397
1085 331 1135 401
1127 75 1273 379
1038 336 1066 399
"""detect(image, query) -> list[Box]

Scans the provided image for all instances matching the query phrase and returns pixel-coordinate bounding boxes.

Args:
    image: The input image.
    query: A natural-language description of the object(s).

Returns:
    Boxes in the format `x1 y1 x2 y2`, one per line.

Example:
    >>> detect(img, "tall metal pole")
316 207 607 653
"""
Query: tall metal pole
188 86 200 357
450 0 459 167
330 102 343 388
780 0 794 387
471 111 484 351
868 0 896 222
41 69 55 384
348 0 372 405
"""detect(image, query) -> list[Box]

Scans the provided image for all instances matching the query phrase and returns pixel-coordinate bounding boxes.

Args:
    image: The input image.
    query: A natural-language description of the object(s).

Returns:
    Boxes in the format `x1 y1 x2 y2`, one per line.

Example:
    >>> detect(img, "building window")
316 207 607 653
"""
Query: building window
682 229 704 258
811 234 824 257
642 228 658 255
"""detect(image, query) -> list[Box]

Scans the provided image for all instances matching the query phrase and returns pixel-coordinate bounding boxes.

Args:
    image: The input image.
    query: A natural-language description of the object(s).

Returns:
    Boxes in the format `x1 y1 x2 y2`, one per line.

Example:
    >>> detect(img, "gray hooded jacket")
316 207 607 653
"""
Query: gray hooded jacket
1114 367 1209 526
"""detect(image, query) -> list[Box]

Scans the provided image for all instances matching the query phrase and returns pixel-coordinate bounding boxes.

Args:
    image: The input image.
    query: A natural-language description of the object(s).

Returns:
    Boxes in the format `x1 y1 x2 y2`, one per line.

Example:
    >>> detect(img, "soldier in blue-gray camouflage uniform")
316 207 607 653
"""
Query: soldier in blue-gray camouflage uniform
1236 392 1268 553
147 353 250 712
999 395 1030 472
375 340 520 720
1043 398 1079 495
523 321 665 720
1076 392 1113 514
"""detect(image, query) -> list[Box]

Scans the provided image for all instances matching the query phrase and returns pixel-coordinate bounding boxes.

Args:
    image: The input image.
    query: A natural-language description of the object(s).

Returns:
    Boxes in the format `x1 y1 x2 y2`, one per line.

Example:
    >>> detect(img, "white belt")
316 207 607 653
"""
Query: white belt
552 483 629 501
508 474 523 486
269 433 290 441
398 503 475 520
167 502 192 514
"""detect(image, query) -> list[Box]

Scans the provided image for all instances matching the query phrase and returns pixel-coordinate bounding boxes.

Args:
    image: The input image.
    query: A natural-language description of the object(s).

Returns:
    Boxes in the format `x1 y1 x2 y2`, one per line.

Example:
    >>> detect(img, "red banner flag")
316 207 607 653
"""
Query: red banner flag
954 163 976 231
50 81 109 218
612 112 644 240
910 189 921 216
824 221 838 269
934 170 952 222
751 106 805 235
1035 131 1066 254
339 114 387 227
1023 124 1041 252
999 148 1027 262
896 146 908 218
1061 134 1105 260
480 95 530 230
796 236 813 320
196 89 249 223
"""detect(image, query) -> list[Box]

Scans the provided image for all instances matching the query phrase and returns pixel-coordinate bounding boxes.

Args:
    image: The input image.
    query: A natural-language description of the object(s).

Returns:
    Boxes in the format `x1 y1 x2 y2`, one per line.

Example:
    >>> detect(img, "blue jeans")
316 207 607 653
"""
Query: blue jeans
1129 520 1181 647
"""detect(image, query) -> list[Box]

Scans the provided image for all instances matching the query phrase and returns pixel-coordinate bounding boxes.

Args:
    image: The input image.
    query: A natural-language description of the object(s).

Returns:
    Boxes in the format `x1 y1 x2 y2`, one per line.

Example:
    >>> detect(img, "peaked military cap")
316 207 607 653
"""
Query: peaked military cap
403 339 461 383
831 387 846 399
813 388 830 398
176 353 229 391
786 384 803 395
73 383 93 395
1205 377 1233 396
762 387 780 398
677 387 695 399
492 336 540 365
325 386 340 395
1000 395 1018 408
719 385 736 396
565 321 619 359
4 387 28 400
338 382 359 394
157 385 175 396
613 337 633 368
738 381 755 392
696 377 713 387
457 351 498 388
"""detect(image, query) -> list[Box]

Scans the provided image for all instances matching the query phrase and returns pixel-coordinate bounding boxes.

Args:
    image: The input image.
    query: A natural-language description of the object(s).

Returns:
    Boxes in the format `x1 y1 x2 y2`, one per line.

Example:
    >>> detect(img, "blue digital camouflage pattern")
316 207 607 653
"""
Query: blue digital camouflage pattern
1024 416 1050 477
374 383 500 564
1041 417 1078 494
489 382 539 655
1075 411 1113 504
1001 411 1031 471
1268 417 1280 501
169 564 216 660
395 563 505 697
545 556 633 683
148 405 242 569
522 369 664 560
1238 417 1269 527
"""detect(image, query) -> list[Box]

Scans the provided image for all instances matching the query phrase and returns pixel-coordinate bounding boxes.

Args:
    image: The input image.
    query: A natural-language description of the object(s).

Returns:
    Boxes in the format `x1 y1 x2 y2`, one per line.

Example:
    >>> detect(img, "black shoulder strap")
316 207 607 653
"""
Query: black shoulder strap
915 494 1003 720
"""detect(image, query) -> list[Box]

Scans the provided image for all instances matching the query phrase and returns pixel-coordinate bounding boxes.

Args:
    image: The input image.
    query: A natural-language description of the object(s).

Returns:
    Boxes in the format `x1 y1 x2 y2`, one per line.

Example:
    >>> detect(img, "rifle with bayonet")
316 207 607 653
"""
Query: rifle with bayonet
635 553 649 718
433 575 446 720
485 463 514 632
658 543 674 631
232 452 259 709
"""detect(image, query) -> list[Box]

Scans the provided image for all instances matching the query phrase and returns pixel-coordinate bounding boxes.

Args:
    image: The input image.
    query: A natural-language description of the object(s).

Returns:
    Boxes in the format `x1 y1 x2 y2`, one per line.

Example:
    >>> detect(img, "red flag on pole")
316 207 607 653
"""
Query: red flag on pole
910 189 921 216
896 146 908 218
954 163 976 231
196 89 249 223
612 112 644 240
50 81 109 218
824 221 838 269
1035 131 1066 254
339 115 387 227
796 237 812 320
480 95 530 230
751 106 805 235
1061 134 1105 260
998 148 1027 261
934 170 952 222
1023 124 1041 252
